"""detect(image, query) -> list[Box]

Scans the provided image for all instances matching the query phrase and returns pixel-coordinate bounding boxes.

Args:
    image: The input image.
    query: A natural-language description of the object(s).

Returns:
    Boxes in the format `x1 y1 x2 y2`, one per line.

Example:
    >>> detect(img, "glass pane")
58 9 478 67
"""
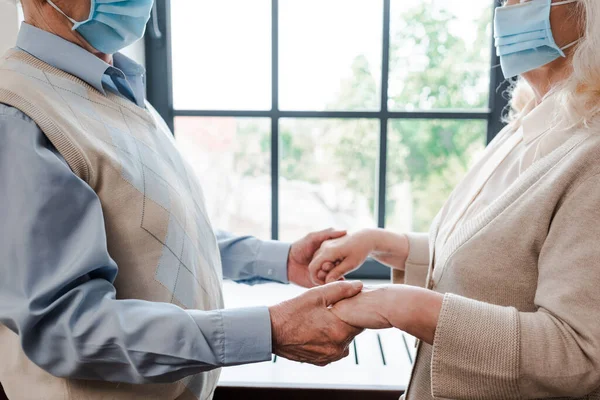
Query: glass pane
279 0 383 111
279 119 379 242
171 1 271 110
388 0 493 110
385 119 486 233
175 117 271 240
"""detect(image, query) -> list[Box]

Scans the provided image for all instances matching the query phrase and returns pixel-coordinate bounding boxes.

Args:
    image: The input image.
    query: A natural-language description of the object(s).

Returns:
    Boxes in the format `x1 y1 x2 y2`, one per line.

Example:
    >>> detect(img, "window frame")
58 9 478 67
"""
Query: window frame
145 0 508 279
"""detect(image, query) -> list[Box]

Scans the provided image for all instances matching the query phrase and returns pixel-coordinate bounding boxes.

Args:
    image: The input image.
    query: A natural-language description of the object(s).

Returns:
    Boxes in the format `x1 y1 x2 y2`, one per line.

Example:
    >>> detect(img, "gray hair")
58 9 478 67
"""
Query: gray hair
509 0 600 130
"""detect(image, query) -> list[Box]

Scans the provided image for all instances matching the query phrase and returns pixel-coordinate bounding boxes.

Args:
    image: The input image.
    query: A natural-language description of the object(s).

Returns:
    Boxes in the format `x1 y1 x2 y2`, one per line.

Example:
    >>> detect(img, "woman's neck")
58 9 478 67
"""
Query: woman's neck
523 53 575 103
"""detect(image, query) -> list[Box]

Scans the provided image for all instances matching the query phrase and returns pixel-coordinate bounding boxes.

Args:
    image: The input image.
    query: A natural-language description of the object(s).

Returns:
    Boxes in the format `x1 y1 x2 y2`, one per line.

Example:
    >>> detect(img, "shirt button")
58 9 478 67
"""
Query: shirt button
267 269 273 276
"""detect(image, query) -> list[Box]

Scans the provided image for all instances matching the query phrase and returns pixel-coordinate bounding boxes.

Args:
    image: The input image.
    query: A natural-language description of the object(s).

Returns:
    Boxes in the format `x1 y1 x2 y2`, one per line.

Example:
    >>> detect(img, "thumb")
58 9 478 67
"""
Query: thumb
318 281 363 307
311 228 347 244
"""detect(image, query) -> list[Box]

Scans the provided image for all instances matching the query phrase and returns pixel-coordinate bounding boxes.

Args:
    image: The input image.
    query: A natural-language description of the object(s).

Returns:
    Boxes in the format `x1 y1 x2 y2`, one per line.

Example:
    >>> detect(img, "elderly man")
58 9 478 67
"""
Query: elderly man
0 1 363 399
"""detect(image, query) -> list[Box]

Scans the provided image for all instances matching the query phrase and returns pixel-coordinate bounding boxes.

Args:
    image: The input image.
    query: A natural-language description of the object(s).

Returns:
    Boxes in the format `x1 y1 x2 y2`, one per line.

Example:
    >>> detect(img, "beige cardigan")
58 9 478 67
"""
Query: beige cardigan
393 125 600 399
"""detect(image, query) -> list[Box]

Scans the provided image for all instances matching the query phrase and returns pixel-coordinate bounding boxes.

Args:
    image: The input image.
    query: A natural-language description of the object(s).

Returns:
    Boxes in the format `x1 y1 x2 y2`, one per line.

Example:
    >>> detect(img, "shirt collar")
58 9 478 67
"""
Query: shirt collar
521 95 559 145
16 23 146 103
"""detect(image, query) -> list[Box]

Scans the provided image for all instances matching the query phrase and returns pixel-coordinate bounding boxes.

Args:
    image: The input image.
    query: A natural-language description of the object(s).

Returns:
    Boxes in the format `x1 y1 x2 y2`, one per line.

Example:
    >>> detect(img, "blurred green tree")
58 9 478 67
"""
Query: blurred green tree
326 1 491 231
233 0 493 232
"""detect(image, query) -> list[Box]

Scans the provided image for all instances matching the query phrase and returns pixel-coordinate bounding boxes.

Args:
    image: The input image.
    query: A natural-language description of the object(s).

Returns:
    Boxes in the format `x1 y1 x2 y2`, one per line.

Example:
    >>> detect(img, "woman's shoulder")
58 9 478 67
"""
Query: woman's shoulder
552 125 600 196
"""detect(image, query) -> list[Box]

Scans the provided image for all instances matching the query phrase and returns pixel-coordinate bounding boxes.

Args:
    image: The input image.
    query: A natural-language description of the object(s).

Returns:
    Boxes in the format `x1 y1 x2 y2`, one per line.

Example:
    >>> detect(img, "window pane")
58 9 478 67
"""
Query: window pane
279 0 383 111
279 119 378 242
171 1 271 110
388 0 493 111
385 119 486 233
175 117 271 240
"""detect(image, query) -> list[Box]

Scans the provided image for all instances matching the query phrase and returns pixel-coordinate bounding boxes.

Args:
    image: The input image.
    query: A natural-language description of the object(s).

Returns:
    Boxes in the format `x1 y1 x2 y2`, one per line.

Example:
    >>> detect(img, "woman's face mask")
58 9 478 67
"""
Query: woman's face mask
47 0 155 55
494 0 580 79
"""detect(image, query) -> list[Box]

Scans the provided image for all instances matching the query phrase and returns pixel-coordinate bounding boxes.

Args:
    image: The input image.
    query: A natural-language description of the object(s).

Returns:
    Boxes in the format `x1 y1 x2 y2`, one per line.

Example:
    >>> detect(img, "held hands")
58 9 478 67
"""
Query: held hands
330 286 394 330
332 284 444 345
308 229 411 285
288 228 347 288
269 281 364 366
307 230 376 285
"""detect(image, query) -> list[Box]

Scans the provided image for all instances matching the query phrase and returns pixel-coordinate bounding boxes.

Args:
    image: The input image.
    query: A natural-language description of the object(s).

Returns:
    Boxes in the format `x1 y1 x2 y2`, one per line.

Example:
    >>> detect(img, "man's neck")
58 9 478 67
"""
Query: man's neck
24 4 112 65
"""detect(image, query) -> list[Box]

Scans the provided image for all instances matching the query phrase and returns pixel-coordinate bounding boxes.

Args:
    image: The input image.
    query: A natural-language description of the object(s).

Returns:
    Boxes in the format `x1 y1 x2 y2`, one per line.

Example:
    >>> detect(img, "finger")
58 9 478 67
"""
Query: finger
318 281 363 306
322 262 335 272
308 252 331 282
326 258 360 284
317 270 327 281
308 252 326 285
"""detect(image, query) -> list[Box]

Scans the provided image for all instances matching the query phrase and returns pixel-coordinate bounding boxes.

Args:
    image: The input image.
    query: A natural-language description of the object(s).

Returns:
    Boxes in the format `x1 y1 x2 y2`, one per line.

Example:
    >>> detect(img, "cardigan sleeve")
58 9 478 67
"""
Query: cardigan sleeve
429 173 600 399
392 232 430 287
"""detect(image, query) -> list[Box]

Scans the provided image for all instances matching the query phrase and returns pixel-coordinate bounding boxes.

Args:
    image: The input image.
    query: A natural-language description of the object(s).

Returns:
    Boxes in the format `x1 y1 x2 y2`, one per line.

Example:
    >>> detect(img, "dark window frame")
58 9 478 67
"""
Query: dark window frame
145 0 508 279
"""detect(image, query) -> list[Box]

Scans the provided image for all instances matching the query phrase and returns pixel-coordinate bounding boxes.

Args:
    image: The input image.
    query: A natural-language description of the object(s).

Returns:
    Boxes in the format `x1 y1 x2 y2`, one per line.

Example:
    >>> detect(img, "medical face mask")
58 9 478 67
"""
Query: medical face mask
47 0 154 54
494 0 579 79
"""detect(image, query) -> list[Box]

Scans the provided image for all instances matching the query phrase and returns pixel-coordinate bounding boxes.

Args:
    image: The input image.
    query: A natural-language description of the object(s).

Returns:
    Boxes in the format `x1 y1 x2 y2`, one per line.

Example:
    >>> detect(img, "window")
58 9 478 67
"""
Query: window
145 0 507 279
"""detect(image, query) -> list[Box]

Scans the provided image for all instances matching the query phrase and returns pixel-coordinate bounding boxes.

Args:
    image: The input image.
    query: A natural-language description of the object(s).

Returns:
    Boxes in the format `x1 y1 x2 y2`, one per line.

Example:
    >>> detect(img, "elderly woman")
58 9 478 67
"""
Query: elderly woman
310 0 600 398
0 1 367 399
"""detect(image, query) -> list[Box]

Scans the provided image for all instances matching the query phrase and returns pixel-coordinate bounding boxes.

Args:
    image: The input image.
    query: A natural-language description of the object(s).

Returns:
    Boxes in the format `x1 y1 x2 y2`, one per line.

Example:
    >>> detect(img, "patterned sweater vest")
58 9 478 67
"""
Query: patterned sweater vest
0 49 224 400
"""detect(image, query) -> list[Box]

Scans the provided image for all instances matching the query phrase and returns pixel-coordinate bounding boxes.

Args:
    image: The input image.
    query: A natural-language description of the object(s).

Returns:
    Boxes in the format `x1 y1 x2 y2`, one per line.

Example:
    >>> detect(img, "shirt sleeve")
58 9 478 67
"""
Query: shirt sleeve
429 173 600 399
217 230 290 284
0 104 272 384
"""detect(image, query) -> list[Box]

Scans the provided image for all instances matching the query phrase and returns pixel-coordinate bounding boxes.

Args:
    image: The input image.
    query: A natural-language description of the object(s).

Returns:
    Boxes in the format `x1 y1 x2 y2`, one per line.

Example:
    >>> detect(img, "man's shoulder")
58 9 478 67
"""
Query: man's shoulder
0 103 36 125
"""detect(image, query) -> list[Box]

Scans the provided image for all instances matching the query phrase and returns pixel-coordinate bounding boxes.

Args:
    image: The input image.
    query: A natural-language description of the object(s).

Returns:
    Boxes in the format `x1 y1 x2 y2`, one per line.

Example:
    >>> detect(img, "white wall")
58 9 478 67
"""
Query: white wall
121 40 146 67
0 2 19 54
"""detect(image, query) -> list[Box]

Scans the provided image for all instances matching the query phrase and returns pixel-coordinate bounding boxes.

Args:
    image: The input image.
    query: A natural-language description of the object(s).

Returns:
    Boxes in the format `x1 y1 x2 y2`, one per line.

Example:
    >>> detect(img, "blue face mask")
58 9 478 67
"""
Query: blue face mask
47 0 154 54
494 0 579 79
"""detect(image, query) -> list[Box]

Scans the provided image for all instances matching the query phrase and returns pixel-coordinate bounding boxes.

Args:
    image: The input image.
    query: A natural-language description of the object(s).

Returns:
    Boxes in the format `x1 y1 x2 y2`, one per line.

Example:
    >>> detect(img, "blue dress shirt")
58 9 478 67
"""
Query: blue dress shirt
0 23 291 383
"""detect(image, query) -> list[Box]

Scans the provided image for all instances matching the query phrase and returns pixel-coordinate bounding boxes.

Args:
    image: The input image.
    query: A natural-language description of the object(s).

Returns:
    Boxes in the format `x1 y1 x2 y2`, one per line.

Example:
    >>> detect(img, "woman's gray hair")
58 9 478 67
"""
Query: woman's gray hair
508 0 600 130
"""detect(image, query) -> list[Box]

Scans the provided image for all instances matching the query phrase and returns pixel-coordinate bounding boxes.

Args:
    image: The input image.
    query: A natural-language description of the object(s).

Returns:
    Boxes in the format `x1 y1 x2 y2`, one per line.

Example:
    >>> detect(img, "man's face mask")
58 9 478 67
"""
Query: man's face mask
494 0 580 79
47 0 155 54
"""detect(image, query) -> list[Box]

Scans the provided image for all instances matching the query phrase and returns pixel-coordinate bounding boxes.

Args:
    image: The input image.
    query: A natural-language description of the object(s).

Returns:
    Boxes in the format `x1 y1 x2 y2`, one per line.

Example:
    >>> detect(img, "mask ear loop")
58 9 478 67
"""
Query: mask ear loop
46 0 78 25
552 0 579 6
560 38 580 51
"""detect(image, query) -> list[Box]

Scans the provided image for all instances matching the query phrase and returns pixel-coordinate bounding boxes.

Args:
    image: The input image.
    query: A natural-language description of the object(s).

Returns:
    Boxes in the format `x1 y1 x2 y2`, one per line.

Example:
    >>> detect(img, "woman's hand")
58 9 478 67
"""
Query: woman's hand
331 284 444 345
330 286 394 330
308 229 411 285
308 230 377 285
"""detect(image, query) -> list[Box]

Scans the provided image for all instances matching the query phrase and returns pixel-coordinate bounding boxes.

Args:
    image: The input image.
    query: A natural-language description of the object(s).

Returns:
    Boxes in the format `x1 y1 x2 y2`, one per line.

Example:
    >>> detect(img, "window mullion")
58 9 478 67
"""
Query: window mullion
377 0 391 229
271 0 280 240
487 0 508 144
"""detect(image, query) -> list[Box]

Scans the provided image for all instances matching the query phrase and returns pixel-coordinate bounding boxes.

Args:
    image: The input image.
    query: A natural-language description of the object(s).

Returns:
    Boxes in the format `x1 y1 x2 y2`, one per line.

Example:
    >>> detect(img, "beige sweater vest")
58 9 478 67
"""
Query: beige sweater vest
0 49 224 400
393 122 600 399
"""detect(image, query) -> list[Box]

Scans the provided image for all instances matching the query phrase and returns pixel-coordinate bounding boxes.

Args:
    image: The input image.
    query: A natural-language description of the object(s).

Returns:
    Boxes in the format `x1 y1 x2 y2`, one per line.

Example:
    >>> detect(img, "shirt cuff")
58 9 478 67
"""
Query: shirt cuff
221 306 273 366
188 306 273 367
255 240 291 284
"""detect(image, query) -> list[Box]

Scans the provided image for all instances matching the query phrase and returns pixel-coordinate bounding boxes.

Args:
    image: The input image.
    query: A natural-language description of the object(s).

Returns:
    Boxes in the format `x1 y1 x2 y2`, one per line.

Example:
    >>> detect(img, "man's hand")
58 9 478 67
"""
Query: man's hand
288 228 347 288
269 281 364 366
